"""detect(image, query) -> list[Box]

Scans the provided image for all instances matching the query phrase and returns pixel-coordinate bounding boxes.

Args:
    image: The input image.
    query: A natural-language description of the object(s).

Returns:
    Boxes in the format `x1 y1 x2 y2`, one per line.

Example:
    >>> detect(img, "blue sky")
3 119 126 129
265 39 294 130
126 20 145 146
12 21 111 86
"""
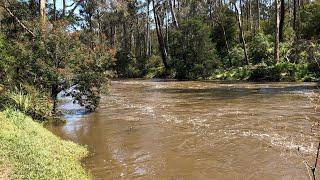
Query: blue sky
51 0 71 10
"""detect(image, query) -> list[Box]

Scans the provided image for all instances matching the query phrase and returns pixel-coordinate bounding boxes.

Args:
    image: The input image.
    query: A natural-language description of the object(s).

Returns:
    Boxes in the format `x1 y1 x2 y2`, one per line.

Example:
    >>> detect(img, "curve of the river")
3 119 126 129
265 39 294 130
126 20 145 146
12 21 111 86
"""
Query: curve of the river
48 80 320 179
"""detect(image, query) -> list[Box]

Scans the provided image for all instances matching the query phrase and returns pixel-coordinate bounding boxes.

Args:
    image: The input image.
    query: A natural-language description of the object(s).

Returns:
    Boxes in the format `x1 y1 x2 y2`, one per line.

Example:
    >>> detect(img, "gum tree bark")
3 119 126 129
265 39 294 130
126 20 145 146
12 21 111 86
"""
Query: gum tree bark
275 0 280 62
39 0 46 31
152 0 169 70
232 2 249 65
169 0 179 28
279 0 285 41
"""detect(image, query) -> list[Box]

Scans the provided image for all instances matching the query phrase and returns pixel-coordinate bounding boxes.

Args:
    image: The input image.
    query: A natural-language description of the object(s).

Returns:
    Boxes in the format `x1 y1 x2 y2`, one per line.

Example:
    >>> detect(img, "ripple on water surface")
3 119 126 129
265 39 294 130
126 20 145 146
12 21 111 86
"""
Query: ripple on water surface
49 80 320 179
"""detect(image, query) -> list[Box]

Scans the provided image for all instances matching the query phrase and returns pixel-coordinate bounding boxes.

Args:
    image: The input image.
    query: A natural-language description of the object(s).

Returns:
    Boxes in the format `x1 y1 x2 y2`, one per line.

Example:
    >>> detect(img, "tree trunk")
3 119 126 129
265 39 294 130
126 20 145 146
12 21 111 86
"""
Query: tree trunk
53 0 57 21
166 2 169 50
146 0 151 56
209 0 212 19
249 0 253 31
51 83 59 115
29 0 36 16
275 0 280 62
169 0 179 28
219 22 232 67
62 0 66 17
39 0 46 31
279 0 285 41
246 0 249 31
240 0 243 27
293 0 296 31
152 0 169 70
257 0 260 29
233 2 249 65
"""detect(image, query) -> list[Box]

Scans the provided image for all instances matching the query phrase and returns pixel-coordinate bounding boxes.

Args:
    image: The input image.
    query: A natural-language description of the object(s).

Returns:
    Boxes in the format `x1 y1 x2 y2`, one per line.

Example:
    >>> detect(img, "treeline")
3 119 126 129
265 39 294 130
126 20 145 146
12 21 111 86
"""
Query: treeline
37 0 319 81
0 0 319 117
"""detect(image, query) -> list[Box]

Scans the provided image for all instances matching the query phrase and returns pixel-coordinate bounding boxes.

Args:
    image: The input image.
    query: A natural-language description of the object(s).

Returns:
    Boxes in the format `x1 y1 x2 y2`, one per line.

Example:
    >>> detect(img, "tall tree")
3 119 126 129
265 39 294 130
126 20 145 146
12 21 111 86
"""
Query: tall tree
62 0 66 17
39 0 46 30
257 0 260 29
146 0 151 56
232 1 249 65
169 0 179 28
279 0 285 41
152 0 169 70
53 0 57 21
293 0 297 31
274 0 280 62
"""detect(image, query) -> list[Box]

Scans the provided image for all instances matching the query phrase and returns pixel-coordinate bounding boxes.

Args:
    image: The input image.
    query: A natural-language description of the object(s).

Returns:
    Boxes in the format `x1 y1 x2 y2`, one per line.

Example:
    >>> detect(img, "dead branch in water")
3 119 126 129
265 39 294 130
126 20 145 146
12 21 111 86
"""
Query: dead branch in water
298 147 313 180
311 142 320 180
298 93 320 180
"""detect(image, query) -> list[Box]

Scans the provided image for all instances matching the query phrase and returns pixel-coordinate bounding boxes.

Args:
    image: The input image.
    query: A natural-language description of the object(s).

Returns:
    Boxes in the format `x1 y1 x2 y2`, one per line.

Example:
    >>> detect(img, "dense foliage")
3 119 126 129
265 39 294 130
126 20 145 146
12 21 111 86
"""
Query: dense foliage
0 1 114 116
0 0 319 179
0 0 320 116
169 19 217 79
64 0 319 81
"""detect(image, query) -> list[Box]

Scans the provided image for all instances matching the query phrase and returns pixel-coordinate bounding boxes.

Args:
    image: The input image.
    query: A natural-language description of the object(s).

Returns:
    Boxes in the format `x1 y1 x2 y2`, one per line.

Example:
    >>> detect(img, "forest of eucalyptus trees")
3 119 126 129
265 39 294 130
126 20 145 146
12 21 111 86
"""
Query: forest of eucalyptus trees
0 0 319 115
36 0 319 80
0 1 320 179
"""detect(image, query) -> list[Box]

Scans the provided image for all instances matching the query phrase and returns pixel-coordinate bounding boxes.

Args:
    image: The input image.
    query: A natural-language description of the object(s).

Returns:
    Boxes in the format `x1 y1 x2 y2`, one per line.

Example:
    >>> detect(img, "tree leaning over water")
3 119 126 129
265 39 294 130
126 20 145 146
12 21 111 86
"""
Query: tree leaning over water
0 0 114 115
0 0 320 116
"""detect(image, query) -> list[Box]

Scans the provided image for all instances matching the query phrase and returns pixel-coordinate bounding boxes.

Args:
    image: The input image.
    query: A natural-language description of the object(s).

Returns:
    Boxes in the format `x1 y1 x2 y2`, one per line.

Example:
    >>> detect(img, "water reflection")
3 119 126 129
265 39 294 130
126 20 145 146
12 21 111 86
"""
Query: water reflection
48 80 320 179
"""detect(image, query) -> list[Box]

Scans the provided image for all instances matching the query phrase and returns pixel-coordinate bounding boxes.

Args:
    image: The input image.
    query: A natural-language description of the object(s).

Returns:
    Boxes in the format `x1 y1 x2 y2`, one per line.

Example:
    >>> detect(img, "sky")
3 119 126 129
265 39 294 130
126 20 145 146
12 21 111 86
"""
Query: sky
51 0 72 10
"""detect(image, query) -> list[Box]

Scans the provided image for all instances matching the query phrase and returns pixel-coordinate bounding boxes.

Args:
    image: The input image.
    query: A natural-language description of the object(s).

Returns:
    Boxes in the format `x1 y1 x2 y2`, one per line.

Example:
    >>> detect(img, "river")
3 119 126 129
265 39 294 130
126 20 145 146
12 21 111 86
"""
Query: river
48 80 320 179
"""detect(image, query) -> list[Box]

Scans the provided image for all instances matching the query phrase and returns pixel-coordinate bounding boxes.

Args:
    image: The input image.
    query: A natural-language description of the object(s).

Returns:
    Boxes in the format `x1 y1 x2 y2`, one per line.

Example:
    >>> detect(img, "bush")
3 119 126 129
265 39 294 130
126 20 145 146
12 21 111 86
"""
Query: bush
249 63 281 81
210 66 251 80
249 32 273 65
71 50 113 111
114 49 139 78
275 61 314 81
228 45 246 67
0 86 52 121
145 67 166 79
169 19 218 79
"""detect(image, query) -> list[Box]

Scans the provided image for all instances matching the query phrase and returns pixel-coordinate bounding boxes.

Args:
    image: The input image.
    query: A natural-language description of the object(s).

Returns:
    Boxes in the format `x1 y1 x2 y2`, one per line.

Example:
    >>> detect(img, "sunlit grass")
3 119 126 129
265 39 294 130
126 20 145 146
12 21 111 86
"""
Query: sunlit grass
0 109 90 179
0 86 53 120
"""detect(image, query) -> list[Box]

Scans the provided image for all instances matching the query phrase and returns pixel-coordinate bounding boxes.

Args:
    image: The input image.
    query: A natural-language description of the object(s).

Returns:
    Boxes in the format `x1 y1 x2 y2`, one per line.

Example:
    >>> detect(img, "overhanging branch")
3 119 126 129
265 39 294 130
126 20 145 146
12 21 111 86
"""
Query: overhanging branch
0 4 36 37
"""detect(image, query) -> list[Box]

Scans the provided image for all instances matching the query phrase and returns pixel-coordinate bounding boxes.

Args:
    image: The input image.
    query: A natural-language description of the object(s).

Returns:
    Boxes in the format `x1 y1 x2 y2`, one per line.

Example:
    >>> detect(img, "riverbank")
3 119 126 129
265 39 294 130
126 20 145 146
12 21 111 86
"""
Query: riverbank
143 62 319 82
0 108 90 179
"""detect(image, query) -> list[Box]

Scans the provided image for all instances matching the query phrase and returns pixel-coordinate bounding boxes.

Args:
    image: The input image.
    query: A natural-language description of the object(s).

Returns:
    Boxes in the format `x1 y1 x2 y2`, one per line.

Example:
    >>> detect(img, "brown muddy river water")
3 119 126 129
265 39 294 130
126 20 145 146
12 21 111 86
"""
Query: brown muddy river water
48 80 320 179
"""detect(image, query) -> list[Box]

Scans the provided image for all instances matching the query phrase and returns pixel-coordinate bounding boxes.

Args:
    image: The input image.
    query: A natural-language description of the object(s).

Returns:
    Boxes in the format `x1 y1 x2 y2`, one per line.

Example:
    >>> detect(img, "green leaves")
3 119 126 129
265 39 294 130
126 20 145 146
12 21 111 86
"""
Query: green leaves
170 19 217 79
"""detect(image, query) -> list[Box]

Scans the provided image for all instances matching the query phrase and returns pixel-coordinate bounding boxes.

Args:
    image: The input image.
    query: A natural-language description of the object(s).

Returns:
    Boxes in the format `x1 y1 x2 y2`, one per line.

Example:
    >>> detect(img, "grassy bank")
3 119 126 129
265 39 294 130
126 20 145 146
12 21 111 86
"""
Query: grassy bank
0 108 90 180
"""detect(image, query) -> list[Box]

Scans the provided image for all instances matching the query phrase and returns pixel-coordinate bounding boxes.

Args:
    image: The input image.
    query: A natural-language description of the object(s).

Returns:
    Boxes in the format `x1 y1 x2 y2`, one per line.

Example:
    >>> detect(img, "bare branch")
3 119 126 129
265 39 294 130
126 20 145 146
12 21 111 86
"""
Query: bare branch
68 0 86 18
0 4 36 37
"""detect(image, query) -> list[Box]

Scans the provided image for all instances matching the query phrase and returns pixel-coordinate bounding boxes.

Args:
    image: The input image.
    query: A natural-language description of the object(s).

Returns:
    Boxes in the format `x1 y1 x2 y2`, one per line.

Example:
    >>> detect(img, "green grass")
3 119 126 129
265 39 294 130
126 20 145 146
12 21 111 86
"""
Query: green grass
0 108 90 180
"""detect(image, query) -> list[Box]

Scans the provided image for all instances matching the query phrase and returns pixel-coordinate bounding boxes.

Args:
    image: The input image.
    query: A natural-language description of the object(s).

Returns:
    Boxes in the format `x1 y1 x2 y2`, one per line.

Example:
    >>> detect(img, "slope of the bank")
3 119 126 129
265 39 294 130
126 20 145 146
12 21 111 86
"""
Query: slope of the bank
0 109 90 179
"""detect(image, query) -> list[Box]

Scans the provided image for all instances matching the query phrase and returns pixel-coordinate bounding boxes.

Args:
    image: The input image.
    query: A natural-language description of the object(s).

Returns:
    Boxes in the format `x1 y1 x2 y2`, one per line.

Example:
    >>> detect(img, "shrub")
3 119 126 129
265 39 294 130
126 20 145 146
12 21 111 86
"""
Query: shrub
0 86 52 121
249 63 281 81
210 66 251 80
249 32 273 65
114 49 139 78
228 45 246 67
169 19 217 79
